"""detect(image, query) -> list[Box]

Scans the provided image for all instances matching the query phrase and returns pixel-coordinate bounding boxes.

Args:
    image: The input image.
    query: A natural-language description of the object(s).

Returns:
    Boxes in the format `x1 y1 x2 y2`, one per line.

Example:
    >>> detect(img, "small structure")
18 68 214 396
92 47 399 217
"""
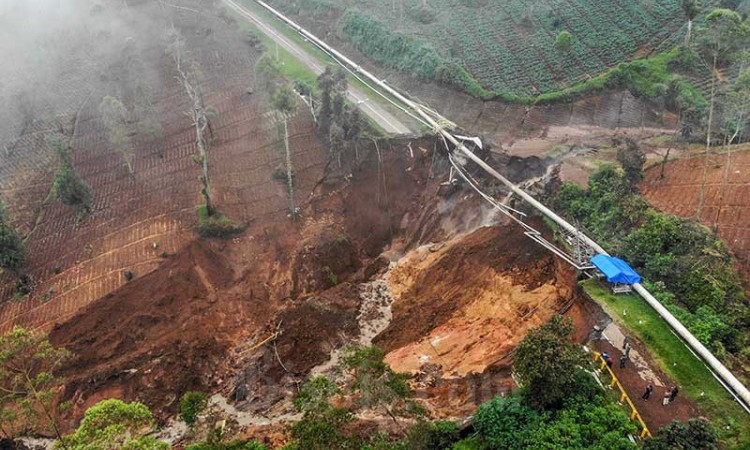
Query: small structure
590 254 641 294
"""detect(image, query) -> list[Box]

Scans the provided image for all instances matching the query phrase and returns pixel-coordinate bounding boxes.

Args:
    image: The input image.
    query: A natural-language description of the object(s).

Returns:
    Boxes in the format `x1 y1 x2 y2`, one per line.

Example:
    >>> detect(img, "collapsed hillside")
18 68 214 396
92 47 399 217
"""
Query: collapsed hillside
42 137 603 439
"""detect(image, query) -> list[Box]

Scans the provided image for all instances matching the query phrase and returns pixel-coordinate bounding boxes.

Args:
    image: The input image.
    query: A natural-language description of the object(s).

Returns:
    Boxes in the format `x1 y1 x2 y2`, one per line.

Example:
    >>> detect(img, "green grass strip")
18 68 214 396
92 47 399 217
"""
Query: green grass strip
581 279 750 447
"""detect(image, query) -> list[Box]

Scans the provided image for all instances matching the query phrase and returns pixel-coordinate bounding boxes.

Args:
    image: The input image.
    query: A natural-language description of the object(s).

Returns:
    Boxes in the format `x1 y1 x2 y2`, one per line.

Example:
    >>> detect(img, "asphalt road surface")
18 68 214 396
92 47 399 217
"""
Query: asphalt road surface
223 0 413 136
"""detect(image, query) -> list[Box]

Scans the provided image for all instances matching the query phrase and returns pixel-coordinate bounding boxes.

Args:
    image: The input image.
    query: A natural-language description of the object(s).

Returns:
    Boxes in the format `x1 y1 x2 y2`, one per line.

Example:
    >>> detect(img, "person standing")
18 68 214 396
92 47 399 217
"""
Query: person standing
623 336 630 350
663 388 671 405
620 354 627 369
624 342 632 359
642 384 653 400
669 386 679 402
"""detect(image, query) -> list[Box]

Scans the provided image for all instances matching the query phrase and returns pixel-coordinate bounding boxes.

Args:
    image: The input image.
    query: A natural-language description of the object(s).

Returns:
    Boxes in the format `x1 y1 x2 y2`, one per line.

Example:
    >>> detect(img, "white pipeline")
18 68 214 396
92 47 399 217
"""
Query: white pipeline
250 0 750 411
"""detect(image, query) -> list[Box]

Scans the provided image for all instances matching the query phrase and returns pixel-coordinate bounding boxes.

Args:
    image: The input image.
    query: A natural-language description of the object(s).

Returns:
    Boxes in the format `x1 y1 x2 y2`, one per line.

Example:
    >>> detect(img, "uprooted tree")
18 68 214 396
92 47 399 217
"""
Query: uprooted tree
272 83 300 218
0 326 71 444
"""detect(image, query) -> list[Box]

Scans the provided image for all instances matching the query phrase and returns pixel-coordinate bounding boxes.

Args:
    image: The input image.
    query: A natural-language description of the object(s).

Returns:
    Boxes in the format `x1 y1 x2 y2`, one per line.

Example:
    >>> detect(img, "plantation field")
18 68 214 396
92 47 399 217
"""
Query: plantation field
268 0 703 98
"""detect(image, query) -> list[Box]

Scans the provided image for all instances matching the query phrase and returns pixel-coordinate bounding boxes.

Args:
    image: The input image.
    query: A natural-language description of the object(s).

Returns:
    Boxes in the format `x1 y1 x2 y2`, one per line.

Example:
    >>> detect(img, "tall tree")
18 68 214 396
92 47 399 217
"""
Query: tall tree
513 315 585 410
167 30 217 216
682 0 700 47
0 326 71 445
698 9 745 149
0 201 25 272
99 96 135 174
272 84 300 218
696 9 746 218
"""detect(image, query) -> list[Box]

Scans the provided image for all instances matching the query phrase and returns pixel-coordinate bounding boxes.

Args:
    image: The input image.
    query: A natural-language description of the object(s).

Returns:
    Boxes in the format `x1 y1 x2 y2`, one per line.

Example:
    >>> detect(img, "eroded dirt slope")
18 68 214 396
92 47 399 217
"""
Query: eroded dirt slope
381 225 577 376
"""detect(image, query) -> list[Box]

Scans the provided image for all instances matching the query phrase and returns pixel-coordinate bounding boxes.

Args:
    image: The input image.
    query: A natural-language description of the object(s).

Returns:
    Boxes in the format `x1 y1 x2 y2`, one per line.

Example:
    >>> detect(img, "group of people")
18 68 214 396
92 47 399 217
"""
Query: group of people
600 336 680 405
641 383 680 405
601 338 632 370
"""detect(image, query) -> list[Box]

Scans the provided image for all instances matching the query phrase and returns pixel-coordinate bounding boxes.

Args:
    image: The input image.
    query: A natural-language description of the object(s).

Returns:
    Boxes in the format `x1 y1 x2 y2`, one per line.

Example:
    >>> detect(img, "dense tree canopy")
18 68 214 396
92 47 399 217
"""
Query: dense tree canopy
513 316 586 410
56 399 168 450
643 419 718 450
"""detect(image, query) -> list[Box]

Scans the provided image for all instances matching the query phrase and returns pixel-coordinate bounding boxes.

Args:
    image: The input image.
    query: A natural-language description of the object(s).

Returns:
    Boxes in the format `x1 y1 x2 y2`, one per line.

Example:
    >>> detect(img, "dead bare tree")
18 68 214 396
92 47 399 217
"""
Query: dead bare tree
167 29 216 216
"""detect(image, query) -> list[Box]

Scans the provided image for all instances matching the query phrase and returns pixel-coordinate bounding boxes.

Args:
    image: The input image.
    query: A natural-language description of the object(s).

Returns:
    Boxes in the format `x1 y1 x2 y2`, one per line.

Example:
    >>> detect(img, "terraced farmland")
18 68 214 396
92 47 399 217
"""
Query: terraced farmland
269 0 703 98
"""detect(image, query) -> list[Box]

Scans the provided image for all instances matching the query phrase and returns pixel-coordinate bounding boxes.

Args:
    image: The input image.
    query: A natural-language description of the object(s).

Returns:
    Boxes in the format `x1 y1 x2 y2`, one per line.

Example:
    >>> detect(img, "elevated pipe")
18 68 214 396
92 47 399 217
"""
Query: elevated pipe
249 0 750 411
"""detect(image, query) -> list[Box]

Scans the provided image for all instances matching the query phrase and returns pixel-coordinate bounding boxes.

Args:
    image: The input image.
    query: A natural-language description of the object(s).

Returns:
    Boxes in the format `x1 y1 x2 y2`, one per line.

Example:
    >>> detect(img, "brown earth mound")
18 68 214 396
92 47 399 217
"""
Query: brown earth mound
377 222 579 375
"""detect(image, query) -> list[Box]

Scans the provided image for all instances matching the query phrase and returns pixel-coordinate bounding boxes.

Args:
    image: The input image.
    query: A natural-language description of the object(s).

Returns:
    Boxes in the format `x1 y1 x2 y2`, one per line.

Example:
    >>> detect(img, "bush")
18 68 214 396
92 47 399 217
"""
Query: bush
179 391 208 425
554 30 572 51
0 202 25 271
406 421 460 450
196 205 244 238
473 396 537 449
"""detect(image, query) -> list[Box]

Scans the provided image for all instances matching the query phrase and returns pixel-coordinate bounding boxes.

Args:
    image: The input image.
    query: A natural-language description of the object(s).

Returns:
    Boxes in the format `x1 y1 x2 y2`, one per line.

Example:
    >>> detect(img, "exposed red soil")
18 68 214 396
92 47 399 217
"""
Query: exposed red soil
641 145 750 291
376 221 578 358
0 1 327 334
38 130 446 429
49 241 259 426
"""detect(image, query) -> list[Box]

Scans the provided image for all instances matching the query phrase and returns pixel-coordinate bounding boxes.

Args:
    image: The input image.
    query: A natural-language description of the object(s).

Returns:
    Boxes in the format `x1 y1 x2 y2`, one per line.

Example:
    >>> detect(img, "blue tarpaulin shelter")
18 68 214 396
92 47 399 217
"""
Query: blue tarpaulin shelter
590 254 642 285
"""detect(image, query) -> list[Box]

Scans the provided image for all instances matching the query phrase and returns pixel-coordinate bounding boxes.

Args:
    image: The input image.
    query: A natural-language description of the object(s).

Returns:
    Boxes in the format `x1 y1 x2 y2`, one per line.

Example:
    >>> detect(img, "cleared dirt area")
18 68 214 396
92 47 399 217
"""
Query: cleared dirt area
641 145 750 288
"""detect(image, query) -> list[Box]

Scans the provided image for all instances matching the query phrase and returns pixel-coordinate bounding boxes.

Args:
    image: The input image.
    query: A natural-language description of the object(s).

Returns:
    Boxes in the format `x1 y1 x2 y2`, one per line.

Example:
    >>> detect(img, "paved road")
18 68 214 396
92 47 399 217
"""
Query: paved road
223 0 412 136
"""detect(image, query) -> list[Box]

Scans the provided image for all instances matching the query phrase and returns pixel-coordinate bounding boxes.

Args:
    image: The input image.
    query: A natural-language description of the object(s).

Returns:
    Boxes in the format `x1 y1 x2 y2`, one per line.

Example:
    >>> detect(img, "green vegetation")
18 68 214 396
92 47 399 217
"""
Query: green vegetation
454 317 636 449
269 0 706 100
0 326 71 443
581 280 750 446
186 440 268 450
0 201 25 271
341 345 419 424
643 418 718 450
513 316 586 410
57 399 168 449
180 391 209 426
554 30 573 52
48 134 92 215
554 159 749 358
196 205 244 238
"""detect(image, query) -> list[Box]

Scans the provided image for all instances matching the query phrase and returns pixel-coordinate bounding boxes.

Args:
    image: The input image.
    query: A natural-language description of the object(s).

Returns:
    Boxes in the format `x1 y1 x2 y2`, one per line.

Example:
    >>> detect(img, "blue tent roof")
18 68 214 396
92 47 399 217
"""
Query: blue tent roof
590 254 642 285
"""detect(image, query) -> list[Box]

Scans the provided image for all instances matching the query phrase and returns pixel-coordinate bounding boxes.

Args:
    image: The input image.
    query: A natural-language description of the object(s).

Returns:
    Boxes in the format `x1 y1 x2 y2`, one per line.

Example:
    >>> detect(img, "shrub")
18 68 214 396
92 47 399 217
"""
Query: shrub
179 391 209 425
473 396 537 449
406 421 460 450
554 30 572 51
196 205 244 238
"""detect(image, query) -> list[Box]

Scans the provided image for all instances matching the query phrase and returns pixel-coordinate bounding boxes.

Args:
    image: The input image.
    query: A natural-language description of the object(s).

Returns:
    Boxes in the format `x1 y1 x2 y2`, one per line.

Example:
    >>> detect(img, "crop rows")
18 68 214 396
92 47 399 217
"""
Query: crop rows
287 0 689 97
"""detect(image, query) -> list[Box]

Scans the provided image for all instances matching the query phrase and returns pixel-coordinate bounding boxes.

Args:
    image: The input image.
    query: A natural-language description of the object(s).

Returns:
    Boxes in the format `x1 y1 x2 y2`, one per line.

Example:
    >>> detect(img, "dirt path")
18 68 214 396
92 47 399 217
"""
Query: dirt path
593 322 702 432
